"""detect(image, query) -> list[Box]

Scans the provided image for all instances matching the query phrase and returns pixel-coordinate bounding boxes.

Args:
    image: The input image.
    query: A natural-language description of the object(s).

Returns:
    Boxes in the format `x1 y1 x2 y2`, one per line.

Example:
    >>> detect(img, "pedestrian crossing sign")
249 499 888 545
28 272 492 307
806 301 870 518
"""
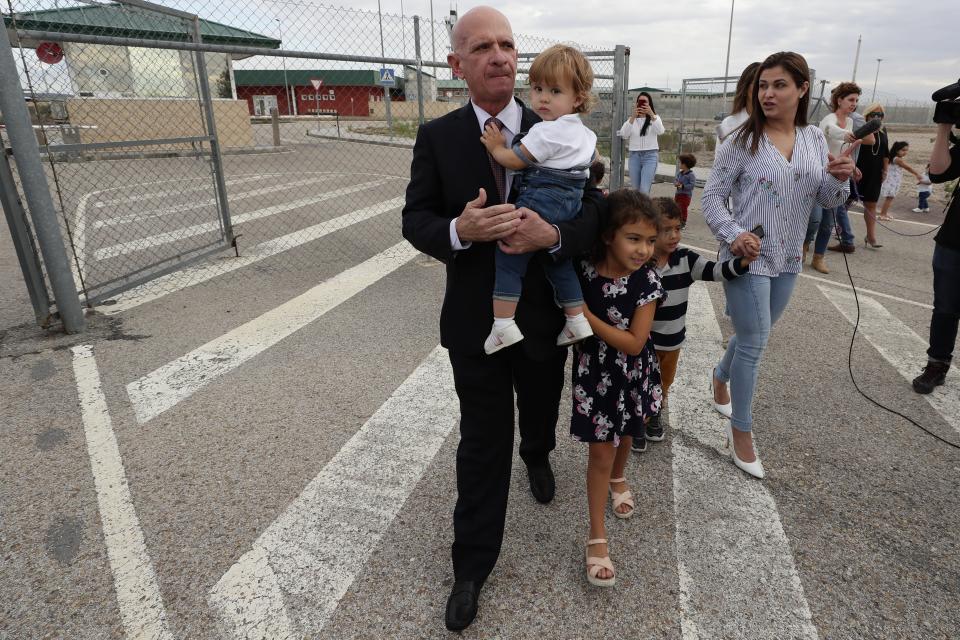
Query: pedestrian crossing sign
378 68 396 87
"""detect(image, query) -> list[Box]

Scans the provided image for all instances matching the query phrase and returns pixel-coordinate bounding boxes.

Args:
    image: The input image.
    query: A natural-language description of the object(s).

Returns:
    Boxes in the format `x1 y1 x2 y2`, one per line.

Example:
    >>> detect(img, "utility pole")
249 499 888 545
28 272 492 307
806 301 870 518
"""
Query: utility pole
871 58 882 103
721 0 735 112
851 35 861 82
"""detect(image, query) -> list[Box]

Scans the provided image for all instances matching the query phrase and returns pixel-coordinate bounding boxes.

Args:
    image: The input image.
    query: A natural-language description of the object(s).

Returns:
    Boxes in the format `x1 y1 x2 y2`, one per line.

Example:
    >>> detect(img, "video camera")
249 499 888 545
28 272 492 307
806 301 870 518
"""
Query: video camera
932 79 960 127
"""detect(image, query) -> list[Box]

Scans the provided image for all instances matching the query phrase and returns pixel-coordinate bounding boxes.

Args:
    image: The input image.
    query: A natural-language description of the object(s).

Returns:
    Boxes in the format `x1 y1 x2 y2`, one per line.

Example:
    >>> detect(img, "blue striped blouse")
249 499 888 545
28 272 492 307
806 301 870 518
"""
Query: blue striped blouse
702 125 850 276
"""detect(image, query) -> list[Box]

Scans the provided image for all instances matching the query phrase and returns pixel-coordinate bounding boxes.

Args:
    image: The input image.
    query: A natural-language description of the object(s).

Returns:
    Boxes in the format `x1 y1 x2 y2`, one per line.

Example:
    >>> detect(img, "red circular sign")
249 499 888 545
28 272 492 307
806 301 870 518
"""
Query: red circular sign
36 42 64 64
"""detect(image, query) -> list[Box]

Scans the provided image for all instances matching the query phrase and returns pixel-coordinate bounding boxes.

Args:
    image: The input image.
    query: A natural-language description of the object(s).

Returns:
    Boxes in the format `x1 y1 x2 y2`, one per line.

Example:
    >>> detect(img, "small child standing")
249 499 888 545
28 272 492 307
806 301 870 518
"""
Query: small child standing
674 154 697 227
878 141 923 221
631 198 752 453
569 189 664 587
914 163 933 213
480 44 598 355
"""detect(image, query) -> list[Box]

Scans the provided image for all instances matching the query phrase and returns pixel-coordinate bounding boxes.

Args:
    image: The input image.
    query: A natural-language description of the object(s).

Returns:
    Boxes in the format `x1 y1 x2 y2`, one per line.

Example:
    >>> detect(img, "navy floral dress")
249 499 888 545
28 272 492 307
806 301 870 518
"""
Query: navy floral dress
570 260 665 446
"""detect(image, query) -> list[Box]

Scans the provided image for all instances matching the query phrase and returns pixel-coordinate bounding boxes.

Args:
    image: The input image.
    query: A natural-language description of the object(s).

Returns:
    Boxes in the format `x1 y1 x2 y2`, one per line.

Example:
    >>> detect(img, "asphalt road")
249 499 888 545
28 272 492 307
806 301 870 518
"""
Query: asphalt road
1 135 959 639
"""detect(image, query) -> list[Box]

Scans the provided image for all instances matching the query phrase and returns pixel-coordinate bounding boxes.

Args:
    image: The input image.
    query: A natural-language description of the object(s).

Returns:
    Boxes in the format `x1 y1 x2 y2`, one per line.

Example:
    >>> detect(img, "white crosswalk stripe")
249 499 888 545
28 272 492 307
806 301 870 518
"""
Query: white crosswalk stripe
126 241 419 424
819 285 960 436
208 345 457 638
670 285 820 639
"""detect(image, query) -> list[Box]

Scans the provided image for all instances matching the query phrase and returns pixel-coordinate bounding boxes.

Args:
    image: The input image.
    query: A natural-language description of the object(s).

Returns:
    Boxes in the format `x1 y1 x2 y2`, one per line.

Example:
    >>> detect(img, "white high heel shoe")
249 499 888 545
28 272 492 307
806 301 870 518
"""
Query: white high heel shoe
710 369 732 418
724 423 765 479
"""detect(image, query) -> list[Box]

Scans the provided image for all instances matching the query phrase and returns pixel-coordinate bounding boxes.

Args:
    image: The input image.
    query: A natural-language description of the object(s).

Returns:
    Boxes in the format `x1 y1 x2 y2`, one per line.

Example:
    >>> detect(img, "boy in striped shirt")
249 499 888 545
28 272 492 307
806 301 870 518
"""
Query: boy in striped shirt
633 198 753 452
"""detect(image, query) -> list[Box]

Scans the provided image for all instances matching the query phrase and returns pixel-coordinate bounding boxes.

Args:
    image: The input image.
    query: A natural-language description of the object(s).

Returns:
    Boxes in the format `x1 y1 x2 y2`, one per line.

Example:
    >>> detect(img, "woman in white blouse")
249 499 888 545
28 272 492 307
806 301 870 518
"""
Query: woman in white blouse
716 61 761 144
804 82 873 274
701 52 857 478
618 92 664 193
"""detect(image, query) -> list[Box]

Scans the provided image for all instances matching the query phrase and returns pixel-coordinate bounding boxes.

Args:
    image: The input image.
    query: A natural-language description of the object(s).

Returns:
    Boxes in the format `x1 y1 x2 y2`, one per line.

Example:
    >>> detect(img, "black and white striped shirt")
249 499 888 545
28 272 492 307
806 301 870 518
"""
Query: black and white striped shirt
652 248 748 351
702 125 849 276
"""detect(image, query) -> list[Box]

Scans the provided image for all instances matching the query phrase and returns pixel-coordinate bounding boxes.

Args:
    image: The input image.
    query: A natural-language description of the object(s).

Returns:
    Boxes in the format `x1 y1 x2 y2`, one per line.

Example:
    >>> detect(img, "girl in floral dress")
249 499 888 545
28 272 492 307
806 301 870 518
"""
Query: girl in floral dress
571 189 665 587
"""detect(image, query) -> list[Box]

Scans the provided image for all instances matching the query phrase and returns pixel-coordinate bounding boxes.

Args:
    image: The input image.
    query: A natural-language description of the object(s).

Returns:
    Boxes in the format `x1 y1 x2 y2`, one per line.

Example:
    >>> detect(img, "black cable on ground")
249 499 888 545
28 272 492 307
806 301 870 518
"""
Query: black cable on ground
833 205 960 450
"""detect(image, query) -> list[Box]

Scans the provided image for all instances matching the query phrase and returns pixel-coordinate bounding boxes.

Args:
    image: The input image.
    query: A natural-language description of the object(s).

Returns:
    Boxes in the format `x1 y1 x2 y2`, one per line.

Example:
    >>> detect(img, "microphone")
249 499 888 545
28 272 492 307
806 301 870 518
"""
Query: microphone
852 118 882 140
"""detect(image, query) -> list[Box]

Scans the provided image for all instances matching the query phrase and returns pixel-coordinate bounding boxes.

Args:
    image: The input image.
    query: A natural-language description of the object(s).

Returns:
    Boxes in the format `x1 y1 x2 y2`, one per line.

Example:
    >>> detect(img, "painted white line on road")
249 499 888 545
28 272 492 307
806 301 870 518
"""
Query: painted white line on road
670 285 819 639
209 344 456 638
683 243 933 310
71 345 173 640
94 174 282 208
208 546 295 640
72 174 277 285
846 207 941 228
71 191 93 288
95 179 393 261
127 241 419 424
94 174 350 228
102 196 404 314
819 285 960 435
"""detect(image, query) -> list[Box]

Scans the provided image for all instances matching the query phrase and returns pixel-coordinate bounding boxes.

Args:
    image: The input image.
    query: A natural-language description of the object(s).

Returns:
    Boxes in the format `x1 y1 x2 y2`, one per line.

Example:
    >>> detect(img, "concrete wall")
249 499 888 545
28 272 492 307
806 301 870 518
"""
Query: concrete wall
66 98 255 149
367 99 462 120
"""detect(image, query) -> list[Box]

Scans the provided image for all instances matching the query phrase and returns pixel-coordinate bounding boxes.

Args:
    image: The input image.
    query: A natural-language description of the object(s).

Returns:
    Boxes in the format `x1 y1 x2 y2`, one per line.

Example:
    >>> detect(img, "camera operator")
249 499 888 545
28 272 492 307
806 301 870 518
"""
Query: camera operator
912 116 960 394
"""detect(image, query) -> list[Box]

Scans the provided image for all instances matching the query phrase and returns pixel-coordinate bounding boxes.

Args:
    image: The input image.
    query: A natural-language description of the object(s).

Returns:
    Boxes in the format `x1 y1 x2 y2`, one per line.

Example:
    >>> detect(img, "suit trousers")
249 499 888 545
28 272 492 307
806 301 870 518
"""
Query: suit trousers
448 345 567 583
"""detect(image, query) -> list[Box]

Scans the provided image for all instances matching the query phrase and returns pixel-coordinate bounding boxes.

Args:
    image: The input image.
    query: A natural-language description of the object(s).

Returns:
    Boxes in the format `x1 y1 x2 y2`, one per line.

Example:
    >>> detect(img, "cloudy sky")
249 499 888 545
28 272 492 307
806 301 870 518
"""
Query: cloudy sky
345 0 958 103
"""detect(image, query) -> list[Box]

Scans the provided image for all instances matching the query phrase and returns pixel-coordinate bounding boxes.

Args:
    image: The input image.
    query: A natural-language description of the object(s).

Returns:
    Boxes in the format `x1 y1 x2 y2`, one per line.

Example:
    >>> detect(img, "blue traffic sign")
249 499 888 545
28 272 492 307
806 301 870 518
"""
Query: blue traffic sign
378 68 396 87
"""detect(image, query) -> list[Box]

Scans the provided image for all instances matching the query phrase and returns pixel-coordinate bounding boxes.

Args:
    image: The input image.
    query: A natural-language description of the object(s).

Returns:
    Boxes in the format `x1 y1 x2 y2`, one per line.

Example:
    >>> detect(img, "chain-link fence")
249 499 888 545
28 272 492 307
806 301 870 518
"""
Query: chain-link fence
1 0 628 326
669 75 938 171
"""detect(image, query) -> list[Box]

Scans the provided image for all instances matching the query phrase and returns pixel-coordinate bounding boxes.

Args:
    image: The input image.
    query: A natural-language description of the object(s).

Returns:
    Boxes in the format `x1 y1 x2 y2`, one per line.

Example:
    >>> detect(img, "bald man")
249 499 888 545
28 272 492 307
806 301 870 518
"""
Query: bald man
402 6 603 631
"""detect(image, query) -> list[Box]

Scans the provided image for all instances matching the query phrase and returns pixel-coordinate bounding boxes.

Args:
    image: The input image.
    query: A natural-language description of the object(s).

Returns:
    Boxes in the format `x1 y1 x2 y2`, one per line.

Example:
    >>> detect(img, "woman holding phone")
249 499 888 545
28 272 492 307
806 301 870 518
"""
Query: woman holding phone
619 91 665 194
701 52 857 479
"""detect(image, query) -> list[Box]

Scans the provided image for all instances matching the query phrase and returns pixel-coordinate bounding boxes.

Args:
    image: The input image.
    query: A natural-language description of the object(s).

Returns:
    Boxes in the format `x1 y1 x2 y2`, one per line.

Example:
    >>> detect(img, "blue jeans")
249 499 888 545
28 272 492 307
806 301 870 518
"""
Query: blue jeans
919 191 930 209
494 166 585 307
833 202 855 245
804 205 836 254
928 243 960 363
716 272 798 432
628 149 658 194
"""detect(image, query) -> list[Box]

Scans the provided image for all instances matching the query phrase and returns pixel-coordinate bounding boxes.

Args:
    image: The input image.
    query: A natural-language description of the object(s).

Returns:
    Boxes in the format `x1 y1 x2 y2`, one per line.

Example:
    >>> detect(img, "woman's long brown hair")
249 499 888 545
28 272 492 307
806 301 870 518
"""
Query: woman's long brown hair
731 61 761 115
733 52 811 155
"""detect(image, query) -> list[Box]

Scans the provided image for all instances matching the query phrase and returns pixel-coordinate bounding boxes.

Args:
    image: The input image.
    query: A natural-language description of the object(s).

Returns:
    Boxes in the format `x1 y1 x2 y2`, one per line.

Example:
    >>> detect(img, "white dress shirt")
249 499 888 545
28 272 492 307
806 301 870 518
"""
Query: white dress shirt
449 99 522 251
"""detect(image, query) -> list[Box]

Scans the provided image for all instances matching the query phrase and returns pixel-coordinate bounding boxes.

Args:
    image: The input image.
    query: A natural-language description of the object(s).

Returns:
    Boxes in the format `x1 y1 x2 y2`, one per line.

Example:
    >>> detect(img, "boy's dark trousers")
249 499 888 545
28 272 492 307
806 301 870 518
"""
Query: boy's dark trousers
674 193 691 224
919 191 930 209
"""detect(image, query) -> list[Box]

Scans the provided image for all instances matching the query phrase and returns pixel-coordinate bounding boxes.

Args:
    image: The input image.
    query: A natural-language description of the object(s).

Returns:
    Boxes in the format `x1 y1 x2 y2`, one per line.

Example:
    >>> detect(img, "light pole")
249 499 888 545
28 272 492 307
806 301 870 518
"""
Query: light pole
721 0 735 113
276 18 292 115
851 35 861 82
871 58 882 103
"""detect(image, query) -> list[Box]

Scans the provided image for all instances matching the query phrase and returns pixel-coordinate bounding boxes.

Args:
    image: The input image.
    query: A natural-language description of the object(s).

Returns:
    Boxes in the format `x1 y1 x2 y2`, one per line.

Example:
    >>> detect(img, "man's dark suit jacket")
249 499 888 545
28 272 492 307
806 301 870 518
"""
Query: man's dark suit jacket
402 99 604 359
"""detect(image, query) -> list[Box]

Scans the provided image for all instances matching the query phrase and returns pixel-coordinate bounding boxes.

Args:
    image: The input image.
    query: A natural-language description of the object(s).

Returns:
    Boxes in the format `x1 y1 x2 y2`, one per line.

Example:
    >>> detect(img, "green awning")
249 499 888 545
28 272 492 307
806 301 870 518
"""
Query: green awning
3 3 280 48
234 69 405 88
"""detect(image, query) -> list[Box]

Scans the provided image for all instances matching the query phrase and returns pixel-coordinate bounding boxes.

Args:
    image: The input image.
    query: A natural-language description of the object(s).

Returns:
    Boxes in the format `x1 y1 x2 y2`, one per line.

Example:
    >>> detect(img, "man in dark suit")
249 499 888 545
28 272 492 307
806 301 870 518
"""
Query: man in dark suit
401 6 603 632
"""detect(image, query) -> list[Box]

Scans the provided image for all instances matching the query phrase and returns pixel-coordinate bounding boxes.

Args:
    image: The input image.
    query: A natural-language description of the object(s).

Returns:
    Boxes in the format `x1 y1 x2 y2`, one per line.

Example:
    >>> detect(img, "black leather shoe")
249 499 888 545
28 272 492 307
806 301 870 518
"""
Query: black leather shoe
445 580 481 631
912 360 949 394
526 461 555 503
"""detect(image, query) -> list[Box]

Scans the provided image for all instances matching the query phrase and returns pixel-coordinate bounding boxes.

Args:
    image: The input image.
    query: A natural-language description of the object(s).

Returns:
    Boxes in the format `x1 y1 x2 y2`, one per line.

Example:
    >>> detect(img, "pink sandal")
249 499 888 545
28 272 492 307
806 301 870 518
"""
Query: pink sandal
586 538 615 587
609 477 635 519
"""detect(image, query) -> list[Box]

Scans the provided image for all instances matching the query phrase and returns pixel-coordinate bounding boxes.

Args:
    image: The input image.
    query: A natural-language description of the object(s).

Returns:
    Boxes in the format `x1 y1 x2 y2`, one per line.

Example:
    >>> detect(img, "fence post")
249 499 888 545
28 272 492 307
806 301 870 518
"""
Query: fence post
414 16 425 126
0 26 85 332
270 107 281 146
677 79 688 162
192 17 234 244
610 44 628 191
0 150 51 324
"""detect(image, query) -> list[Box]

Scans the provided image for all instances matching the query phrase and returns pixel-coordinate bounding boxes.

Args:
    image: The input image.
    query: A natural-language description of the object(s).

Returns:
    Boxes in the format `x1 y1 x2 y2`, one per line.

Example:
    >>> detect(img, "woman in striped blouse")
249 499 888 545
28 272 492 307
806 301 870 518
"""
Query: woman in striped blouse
701 52 857 478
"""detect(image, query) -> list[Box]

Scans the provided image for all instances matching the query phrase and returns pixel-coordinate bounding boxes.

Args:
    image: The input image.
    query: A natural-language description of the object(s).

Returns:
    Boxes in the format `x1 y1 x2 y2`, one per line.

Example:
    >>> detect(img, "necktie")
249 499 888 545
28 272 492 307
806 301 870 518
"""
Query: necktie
484 117 507 203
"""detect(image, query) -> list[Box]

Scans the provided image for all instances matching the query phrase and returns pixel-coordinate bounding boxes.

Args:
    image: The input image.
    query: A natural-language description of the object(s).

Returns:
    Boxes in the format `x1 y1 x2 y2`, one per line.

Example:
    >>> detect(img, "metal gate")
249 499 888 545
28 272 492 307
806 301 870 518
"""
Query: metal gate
4 0 234 310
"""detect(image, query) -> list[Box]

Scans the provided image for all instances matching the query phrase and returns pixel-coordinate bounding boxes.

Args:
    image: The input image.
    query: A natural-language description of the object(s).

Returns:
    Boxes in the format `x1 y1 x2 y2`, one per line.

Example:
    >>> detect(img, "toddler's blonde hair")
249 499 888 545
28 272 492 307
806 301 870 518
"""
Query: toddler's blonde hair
527 44 597 114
